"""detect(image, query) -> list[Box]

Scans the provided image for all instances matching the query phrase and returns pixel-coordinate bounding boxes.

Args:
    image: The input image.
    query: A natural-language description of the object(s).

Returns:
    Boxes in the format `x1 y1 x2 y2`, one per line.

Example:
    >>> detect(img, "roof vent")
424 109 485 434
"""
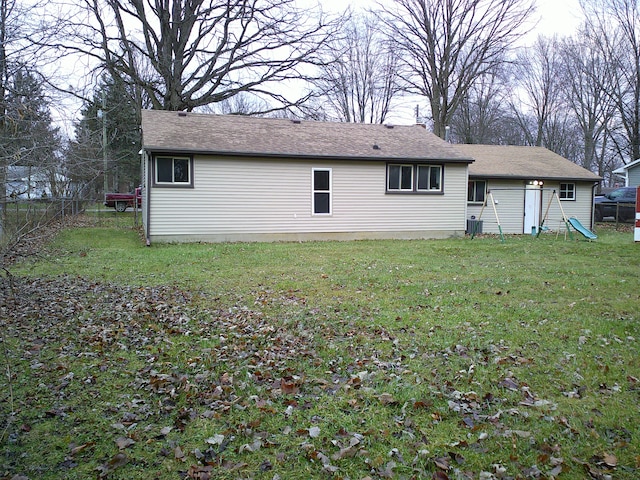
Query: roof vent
373 144 380 150
385 124 394 129
178 112 187 117
292 119 301 124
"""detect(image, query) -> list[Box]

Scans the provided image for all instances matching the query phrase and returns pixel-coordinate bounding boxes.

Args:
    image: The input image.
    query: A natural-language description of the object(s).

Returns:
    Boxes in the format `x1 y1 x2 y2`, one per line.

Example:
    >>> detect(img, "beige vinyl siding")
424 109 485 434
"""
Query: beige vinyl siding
466 180 595 235
148 156 468 241
541 182 594 231
467 180 525 234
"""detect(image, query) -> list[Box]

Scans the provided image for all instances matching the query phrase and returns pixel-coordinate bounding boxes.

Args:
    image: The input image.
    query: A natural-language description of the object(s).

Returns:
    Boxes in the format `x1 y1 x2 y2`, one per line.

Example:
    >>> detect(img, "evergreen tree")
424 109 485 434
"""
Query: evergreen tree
68 75 140 196
1 67 62 198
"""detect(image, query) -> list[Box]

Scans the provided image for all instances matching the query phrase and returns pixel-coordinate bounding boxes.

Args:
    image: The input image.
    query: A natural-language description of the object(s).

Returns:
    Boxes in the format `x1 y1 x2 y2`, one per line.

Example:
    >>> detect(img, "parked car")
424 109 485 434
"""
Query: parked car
104 187 142 212
594 186 637 222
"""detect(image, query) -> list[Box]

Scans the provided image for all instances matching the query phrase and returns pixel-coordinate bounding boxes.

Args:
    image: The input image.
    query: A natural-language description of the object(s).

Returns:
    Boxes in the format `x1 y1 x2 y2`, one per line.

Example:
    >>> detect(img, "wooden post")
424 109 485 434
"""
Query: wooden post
635 186 640 242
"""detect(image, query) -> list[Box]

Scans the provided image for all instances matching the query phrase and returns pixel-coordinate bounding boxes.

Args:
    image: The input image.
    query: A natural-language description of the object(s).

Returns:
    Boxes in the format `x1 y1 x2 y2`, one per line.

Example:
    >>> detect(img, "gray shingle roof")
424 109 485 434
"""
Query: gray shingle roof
457 144 602 181
141 110 473 163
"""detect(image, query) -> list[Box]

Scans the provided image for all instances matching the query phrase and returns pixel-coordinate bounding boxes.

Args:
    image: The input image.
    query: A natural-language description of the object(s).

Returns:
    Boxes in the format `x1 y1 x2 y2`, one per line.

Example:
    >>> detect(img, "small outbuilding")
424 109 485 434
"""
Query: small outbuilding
456 144 602 235
140 111 474 243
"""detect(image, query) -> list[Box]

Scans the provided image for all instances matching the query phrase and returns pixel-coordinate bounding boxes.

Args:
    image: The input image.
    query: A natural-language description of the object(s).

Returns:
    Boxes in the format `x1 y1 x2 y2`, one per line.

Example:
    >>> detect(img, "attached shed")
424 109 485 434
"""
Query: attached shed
140 111 474 243
456 145 602 235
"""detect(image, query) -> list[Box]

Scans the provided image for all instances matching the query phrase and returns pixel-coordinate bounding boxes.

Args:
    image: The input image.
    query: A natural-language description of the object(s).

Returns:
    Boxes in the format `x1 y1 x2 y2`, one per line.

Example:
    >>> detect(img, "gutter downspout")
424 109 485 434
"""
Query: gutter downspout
144 150 152 246
591 182 599 230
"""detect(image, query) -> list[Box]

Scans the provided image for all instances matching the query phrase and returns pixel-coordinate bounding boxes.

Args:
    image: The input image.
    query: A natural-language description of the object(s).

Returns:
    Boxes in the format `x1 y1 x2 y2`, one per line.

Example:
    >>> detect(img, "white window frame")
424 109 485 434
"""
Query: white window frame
154 156 192 186
387 164 414 192
387 163 444 193
468 180 487 203
559 183 576 201
312 168 332 215
416 165 443 192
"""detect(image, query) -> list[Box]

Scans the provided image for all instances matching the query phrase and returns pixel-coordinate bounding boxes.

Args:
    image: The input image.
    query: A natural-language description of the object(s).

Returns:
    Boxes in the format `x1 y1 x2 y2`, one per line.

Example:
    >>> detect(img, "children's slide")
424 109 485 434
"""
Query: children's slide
568 217 597 240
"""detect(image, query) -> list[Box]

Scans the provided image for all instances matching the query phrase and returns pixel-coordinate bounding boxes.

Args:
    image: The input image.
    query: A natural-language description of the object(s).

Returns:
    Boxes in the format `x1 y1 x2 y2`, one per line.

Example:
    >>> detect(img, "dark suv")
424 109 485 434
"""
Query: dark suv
594 186 637 222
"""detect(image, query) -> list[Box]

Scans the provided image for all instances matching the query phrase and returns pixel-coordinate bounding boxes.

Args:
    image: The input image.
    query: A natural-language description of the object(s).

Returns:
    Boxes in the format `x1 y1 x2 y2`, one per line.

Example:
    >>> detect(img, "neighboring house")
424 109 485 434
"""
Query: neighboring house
456 145 602 235
613 159 640 187
140 110 474 244
6 166 71 199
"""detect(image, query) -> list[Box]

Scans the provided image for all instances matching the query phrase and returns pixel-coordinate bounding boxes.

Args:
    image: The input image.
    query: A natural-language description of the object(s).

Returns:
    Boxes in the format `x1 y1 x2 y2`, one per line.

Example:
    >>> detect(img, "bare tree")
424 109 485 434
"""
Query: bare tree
311 14 402 123
376 0 534 138
582 0 640 166
1 0 53 239
449 68 520 144
209 91 271 116
47 0 343 115
561 31 617 175
509 36 566 147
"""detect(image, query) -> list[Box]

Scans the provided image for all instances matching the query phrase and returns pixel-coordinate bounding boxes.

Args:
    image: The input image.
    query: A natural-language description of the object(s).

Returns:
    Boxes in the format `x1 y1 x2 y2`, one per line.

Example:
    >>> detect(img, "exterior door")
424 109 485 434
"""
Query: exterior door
524 183 542 234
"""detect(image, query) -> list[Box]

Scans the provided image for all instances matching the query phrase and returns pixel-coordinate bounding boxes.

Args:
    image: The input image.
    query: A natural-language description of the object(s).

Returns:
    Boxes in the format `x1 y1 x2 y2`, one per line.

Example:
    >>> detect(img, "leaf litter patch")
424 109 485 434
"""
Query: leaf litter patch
1 274 638 479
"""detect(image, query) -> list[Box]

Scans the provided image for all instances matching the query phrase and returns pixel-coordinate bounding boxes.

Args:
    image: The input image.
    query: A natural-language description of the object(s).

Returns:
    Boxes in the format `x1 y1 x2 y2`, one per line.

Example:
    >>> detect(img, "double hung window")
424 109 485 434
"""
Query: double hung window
387 165 414 191
313 168 331 215
468 180 487 203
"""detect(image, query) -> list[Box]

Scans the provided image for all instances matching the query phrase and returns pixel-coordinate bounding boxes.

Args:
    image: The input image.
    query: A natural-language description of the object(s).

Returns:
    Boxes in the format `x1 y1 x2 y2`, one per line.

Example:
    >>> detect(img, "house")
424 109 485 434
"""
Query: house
140 110 474 244
613 158 640 187
6 166 72 199
456 145 602 234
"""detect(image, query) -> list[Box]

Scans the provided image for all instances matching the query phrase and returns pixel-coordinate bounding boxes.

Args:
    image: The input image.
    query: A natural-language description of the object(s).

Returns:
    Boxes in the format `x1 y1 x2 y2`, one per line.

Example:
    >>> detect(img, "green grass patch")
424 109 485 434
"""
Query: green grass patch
2 218 639 479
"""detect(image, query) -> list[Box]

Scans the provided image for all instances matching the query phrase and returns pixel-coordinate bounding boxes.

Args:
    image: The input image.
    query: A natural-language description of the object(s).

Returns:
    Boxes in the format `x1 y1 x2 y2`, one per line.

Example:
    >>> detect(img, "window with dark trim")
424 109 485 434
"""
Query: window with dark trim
154 156 193 186
468 180 487 203
388 164 414 191
417 165 442 191
313 168 331 215
559 183 575 200
387 163 443 193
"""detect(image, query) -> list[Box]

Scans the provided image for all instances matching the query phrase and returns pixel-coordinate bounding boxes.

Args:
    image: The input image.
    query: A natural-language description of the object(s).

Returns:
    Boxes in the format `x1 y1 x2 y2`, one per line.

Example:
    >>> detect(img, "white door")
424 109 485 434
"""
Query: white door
524 184 542 234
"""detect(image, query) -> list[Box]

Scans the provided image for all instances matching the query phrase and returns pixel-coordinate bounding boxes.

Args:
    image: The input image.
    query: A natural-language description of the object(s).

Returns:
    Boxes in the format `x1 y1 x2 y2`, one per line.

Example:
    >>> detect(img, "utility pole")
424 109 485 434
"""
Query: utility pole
100 91 108 195
0 0 8 238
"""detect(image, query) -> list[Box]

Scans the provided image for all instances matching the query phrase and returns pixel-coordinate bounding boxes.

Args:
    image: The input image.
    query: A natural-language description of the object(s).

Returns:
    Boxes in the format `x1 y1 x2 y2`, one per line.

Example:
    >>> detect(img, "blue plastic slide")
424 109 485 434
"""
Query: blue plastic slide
568 217 597 240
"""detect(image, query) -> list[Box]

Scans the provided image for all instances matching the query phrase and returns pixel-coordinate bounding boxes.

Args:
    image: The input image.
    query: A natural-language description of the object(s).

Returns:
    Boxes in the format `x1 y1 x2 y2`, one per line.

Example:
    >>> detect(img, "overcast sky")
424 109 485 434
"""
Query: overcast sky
51 0 586 135
312 0 584 40
309 0 585 125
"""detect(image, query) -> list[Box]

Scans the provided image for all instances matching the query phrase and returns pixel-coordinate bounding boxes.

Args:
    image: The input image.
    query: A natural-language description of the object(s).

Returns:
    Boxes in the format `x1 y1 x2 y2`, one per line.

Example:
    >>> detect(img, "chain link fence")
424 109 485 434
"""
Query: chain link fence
0 196 87 243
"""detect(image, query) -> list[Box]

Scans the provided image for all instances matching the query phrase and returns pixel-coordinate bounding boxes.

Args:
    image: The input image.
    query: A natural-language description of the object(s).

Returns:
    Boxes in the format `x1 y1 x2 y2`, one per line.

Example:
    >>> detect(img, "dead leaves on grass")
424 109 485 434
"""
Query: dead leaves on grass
2 275 638 479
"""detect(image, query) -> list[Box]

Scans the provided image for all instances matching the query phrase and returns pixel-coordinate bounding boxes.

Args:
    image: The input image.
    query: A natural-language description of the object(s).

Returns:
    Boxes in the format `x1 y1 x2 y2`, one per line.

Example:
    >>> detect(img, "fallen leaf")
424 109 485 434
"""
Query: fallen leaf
115 436 135 450
70 442 95 455
378 393 396 405
603 453 618 467
309 426 321 438
413 399 433 409
205 434 225 445
378 460 396 478
331 444 360 460
96 452 128 478
434 456 450 470
549 464 563 476
187 464 213 479
175 445 186 461
498 377 519 391
239 440 262 453
280 376 300 395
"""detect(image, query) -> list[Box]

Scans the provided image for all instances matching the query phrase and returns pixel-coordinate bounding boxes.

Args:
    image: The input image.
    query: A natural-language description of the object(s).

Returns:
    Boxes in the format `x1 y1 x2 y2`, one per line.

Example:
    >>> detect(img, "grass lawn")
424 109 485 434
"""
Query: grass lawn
1 216 639 479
